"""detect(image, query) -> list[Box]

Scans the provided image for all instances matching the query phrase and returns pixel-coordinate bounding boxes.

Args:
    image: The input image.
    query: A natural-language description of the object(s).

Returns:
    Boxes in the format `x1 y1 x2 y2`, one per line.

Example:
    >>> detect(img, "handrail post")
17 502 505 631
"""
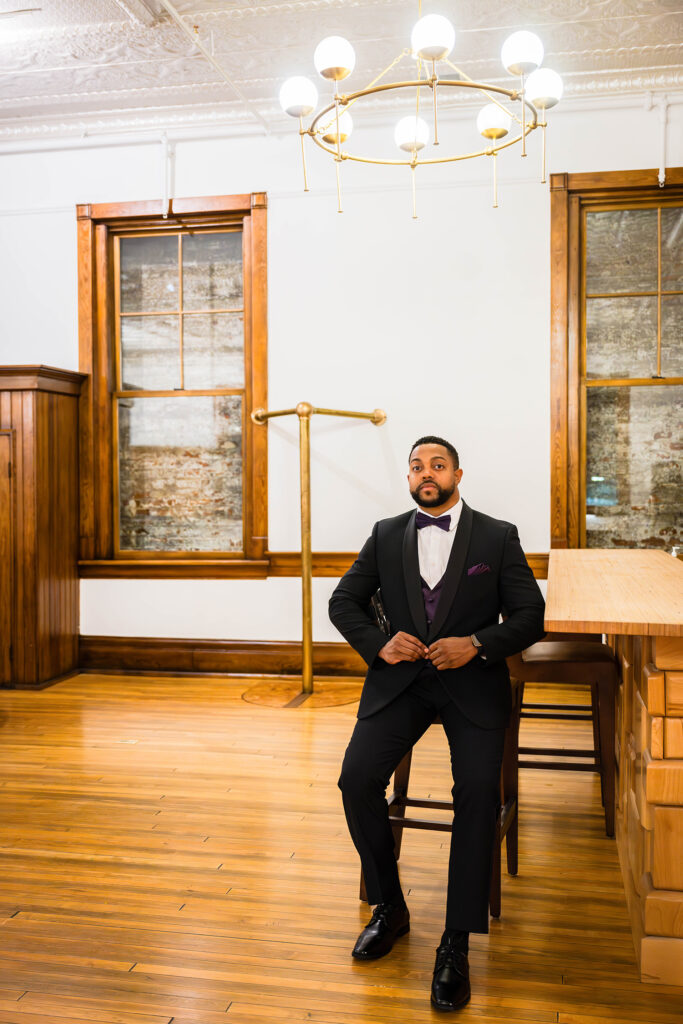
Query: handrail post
250 401 386 702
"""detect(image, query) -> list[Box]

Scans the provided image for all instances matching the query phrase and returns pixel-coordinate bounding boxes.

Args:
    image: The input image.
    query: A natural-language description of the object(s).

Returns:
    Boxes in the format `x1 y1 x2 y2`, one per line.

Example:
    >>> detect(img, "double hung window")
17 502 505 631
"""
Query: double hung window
77 194 268 577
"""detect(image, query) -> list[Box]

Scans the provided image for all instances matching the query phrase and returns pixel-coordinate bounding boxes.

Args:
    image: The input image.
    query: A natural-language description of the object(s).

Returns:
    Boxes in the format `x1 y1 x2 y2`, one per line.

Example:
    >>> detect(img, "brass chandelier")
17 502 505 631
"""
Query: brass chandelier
278 5 564 217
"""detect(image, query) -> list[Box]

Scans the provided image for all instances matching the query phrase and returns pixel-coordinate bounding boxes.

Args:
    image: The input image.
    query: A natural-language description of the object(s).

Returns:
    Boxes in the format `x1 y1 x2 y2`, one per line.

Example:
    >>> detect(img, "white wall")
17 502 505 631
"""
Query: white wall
0 99 681 640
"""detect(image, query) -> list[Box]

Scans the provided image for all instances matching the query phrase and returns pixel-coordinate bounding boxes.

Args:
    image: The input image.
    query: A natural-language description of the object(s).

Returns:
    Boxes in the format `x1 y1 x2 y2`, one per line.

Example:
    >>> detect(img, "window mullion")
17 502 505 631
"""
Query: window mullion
657 206 662 377
114 236 122 393
178 233 185 390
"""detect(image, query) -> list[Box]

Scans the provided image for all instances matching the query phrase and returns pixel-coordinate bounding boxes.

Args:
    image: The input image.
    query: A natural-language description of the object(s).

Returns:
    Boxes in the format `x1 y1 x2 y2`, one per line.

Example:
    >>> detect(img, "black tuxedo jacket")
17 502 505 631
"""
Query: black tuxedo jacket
329 501 545 729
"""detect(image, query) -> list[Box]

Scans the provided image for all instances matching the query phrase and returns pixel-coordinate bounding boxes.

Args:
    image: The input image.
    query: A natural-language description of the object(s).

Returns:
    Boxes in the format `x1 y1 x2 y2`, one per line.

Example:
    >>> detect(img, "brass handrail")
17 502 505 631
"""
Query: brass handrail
252 404 386 424
251 402 387 696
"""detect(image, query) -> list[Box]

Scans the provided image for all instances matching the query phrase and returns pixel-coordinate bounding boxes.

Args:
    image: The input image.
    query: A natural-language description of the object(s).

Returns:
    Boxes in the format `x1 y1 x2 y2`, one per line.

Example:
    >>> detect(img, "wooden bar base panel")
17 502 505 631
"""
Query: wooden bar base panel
613 634 683 986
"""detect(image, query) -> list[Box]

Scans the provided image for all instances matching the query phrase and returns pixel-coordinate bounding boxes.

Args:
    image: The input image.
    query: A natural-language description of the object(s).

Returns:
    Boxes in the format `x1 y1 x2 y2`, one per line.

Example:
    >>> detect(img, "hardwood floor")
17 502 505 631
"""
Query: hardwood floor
0 674 681 1024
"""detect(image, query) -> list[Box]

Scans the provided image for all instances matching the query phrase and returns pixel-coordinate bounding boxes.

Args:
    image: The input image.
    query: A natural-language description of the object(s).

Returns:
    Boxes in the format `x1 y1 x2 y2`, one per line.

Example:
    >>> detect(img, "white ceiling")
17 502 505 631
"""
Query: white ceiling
0 0 681 139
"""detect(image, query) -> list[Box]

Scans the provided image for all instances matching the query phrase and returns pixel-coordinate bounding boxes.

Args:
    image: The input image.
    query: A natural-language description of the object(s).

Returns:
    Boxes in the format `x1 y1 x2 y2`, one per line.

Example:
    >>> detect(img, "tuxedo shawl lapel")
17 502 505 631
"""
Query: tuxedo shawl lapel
402 510 428 640
427 500 473 643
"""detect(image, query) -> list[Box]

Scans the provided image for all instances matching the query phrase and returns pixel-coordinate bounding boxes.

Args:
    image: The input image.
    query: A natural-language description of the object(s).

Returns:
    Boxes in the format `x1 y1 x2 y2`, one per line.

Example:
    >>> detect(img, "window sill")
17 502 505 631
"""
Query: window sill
79 559 270 579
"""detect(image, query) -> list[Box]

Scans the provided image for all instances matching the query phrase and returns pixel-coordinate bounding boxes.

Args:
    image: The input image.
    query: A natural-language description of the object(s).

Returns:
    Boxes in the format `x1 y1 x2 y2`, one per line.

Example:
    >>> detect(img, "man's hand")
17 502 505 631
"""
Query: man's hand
378 631 429 665
427 636 478 671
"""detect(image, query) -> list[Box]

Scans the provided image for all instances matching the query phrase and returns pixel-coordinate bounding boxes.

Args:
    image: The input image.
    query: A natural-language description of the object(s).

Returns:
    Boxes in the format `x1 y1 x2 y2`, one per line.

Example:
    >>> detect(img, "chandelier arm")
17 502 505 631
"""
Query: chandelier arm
492 151 498 209
308 79 538 167
333 83 342 161
343 51 411 123
444 58 523 126
359 49 412 98
299 115 309 191
541 119 547 183
339 77 533 110
310 121 538 167
314 49 410 136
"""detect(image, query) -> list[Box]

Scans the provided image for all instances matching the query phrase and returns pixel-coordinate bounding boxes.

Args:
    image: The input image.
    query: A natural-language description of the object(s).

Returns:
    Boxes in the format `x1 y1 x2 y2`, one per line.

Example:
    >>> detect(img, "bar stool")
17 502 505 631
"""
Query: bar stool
359 679 523 919
506 637 619 837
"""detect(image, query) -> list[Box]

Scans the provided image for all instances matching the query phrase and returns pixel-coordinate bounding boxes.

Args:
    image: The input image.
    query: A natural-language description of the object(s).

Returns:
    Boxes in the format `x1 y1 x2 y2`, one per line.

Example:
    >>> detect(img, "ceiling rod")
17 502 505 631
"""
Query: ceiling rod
157 0 269 134
112 0 159 27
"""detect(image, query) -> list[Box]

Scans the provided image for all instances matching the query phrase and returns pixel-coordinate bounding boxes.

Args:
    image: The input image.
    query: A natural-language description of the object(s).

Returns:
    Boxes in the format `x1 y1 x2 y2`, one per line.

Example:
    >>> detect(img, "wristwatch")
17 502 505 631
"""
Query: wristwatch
471 634 486 659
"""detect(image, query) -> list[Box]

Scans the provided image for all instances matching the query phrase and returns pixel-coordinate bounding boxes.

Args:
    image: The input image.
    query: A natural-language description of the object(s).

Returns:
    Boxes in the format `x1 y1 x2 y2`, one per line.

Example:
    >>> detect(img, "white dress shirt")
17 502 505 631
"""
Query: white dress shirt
415 497 463 589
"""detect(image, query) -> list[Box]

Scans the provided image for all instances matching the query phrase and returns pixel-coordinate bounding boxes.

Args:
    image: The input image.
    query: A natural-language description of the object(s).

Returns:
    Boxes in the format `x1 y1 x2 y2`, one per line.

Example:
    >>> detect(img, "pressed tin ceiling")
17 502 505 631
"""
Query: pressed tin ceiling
0 0 681 139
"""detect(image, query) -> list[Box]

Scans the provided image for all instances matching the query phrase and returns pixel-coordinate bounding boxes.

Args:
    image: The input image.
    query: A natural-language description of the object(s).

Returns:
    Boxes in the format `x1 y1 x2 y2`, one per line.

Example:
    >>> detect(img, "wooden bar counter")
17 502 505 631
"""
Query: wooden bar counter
546 549 683 985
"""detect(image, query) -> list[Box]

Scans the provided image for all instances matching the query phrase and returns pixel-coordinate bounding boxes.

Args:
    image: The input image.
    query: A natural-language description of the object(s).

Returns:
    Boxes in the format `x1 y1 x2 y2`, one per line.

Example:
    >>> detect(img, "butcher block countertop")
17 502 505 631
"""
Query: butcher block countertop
545 549 683 638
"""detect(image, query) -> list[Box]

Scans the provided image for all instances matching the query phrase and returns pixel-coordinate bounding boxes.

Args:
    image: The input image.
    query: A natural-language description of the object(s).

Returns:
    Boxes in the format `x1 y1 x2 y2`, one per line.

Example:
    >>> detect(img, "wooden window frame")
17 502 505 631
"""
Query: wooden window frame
549 168 683 549
77 194 269 579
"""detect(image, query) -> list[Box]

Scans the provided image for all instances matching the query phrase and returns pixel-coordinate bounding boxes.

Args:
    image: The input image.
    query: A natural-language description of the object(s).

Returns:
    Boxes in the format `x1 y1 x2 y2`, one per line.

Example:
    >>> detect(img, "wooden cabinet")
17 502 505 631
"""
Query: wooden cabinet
0 431 11 684
547 549 683 985
0 366 84 688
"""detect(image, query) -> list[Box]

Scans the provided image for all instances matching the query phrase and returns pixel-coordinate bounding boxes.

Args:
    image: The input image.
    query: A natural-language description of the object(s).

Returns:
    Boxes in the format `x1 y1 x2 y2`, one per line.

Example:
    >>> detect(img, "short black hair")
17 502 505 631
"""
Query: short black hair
409 436 459 469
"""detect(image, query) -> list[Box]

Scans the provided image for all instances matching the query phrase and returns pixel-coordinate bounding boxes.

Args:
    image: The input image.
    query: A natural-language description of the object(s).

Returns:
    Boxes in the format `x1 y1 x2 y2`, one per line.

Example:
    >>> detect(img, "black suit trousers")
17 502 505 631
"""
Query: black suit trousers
337 665 505 933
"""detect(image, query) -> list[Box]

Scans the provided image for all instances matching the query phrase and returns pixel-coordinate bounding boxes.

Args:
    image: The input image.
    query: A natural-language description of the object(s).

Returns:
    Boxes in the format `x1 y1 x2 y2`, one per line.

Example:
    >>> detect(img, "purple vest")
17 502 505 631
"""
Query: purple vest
421 575 444 628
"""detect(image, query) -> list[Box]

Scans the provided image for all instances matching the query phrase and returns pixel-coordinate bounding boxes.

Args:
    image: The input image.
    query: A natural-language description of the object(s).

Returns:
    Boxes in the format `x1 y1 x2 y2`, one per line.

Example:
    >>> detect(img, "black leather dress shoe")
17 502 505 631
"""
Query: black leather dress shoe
351 901 410 960
430 940 470 1011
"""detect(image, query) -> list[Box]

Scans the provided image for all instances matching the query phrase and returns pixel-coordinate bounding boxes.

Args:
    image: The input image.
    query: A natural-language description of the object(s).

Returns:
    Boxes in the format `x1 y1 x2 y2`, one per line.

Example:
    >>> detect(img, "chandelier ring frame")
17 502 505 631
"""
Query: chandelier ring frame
307 78 540 167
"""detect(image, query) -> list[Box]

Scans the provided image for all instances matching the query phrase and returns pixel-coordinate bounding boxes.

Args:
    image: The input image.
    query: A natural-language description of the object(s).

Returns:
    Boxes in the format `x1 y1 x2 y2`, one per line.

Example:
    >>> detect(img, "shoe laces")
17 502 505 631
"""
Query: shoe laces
434 942 466 975
369 901 397 926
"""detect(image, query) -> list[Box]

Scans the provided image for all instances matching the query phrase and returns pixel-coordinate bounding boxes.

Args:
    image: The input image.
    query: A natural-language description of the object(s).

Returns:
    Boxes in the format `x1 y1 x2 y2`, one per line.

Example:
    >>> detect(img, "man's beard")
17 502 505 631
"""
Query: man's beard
410 481 456 509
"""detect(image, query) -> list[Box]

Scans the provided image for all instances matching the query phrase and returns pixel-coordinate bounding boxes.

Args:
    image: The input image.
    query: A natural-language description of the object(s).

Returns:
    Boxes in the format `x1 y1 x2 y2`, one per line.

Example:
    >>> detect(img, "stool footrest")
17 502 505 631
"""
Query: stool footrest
519 745 598 758
389 795 453 811
524 702 592 712
388 797 518 839
388 814 450 831
521 710 593 720
519 759 597 771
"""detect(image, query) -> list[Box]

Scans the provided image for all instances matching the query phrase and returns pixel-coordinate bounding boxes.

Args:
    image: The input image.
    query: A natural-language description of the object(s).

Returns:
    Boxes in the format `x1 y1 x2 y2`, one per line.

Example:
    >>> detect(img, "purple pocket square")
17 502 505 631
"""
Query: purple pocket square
467 562 491 576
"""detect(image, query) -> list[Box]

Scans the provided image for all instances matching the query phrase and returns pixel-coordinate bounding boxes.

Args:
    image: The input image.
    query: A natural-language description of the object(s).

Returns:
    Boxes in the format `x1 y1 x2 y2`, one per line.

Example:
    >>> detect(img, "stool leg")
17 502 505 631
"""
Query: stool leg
489 813 502 919
597 676 616 837
504 679 522 876
389 749 413 862
359 870 368 903
590 682 604 807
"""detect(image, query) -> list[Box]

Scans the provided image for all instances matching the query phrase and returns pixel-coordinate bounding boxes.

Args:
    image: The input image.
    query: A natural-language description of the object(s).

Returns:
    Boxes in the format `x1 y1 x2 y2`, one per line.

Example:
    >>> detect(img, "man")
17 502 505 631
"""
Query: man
329 436 545 1012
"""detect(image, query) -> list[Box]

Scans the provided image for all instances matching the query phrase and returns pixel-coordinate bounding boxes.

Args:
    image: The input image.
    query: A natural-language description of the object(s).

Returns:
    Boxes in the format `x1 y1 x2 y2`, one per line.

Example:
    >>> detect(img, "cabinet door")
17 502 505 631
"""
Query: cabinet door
0 433 12 684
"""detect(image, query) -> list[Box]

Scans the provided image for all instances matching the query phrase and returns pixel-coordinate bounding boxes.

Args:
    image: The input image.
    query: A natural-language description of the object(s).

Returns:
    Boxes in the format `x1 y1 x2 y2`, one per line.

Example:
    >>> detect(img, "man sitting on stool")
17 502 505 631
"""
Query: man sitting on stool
330 436 545 1012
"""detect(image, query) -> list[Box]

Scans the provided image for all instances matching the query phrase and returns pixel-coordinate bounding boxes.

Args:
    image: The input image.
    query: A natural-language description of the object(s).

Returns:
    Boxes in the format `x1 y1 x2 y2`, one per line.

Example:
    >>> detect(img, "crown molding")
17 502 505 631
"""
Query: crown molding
0 0 679 143
0 87 681 149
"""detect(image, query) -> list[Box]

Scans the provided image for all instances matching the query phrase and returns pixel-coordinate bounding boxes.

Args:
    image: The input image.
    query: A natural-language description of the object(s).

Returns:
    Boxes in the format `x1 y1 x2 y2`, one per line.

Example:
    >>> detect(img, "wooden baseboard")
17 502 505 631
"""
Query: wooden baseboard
1 669 80 691
79 636 366 677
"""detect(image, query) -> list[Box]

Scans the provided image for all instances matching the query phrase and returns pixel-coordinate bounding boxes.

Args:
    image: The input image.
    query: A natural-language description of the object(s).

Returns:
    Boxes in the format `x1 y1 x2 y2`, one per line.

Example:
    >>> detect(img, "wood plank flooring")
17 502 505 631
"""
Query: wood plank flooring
0 674 681 1024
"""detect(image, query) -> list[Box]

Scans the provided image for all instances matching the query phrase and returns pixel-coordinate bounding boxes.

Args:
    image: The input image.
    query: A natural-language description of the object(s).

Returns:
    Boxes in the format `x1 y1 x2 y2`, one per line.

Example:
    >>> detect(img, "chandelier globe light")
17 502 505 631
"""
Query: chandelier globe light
477 104 511 140
410 14 455 62
279 4 564 216
395 115 430 153
321 110 353 145
524 67 564 109
278 76 319 118
501 31 544 76
314 36 356 81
